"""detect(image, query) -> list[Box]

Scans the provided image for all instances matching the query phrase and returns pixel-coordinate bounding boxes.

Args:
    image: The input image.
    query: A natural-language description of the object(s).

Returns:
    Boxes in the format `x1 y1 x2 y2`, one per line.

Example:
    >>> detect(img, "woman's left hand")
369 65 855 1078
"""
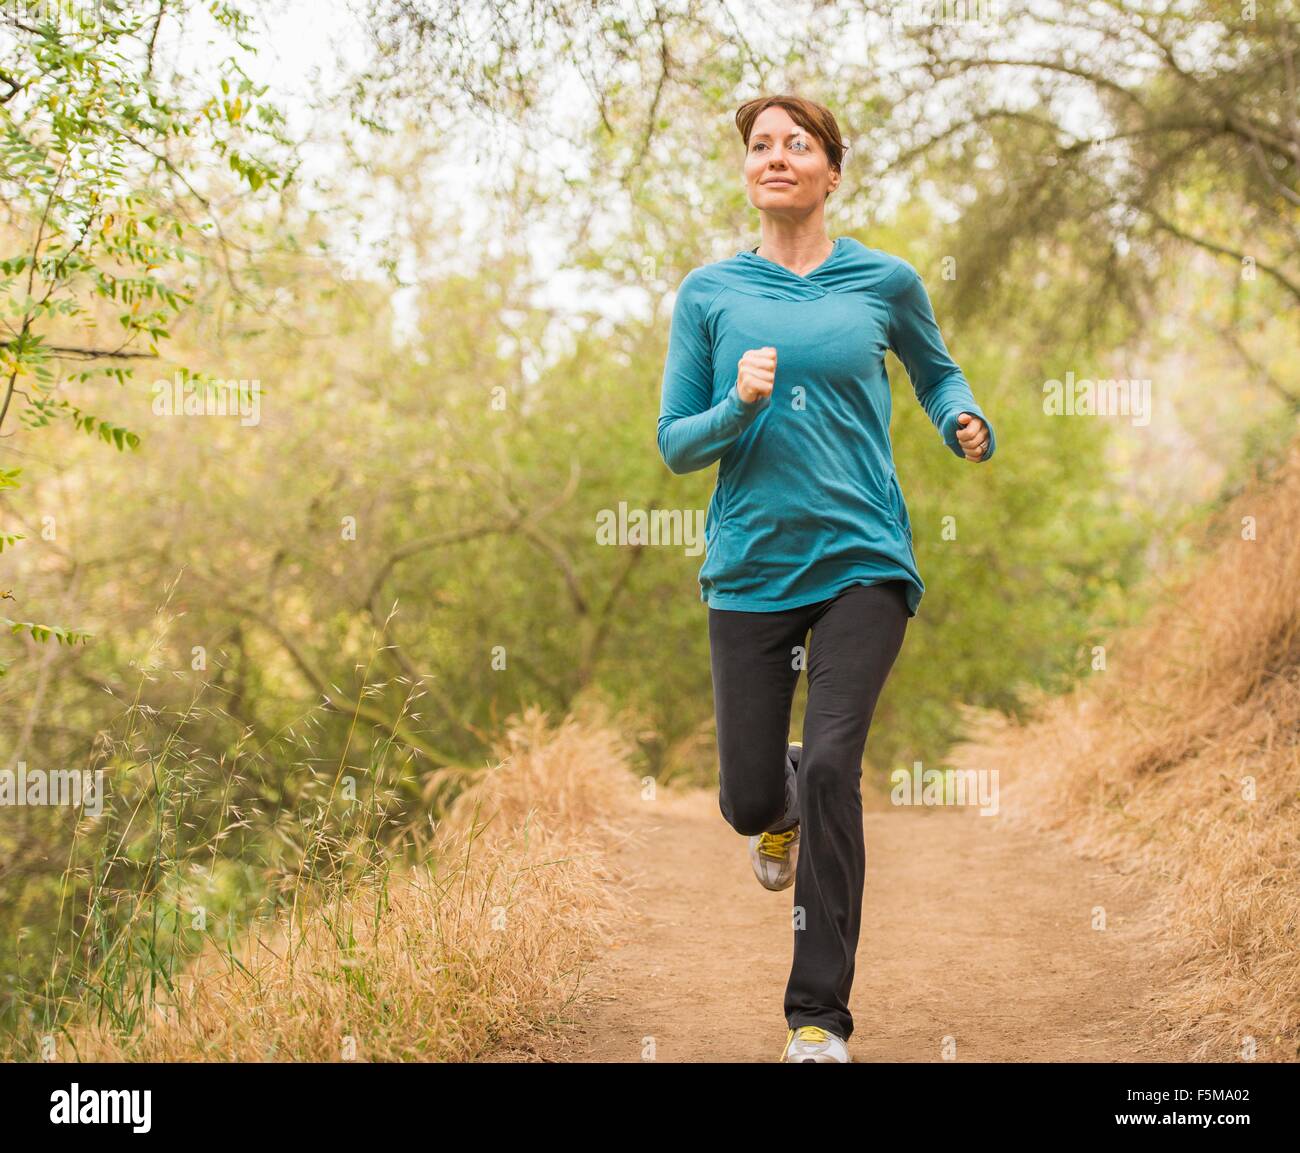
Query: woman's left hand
955 413 990 461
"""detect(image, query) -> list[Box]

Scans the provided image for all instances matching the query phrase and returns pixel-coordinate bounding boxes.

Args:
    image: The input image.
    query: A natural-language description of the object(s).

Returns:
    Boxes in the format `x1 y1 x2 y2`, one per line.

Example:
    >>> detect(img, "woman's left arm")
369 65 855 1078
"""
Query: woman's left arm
883 261 995 463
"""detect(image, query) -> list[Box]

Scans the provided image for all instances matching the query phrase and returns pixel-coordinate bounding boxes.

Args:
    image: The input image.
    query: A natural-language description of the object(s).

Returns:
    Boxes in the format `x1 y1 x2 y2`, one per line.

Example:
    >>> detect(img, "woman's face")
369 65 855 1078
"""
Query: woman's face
743 105 839 217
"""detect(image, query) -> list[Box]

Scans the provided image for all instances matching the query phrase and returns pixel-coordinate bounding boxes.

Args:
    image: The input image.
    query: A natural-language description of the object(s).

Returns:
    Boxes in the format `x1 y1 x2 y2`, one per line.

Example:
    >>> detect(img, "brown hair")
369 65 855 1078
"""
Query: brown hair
734 94 847 175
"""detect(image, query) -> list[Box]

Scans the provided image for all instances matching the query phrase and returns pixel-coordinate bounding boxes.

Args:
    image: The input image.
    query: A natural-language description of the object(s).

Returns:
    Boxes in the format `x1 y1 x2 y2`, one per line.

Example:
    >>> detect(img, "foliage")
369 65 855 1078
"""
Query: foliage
0 0 290 674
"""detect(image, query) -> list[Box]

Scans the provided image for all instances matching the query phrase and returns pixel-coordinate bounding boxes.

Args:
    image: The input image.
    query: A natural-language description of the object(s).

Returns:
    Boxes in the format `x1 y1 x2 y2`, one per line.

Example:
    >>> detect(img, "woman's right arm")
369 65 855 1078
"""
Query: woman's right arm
657 272 768 475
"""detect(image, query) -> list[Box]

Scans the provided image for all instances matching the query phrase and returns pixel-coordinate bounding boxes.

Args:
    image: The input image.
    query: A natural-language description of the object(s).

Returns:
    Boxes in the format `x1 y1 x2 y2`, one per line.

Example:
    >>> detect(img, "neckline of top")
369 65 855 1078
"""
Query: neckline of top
739 236 843 280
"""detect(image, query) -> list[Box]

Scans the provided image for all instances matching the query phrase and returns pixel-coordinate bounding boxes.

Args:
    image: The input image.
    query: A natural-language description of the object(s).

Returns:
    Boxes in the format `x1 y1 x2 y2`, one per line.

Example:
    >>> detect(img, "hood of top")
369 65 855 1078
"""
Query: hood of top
716 236 888 302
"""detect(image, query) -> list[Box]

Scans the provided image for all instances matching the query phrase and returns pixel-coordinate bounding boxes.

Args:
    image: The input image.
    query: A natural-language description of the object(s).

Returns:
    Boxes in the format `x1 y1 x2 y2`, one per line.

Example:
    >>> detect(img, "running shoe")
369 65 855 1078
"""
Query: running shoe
781 1025 850 1063
747 741 802 890
748 825 799 890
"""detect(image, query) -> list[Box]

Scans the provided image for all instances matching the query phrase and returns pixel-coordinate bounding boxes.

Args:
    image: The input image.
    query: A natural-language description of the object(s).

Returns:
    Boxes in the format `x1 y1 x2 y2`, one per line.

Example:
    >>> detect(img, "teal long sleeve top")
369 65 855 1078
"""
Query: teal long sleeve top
656 235 995 616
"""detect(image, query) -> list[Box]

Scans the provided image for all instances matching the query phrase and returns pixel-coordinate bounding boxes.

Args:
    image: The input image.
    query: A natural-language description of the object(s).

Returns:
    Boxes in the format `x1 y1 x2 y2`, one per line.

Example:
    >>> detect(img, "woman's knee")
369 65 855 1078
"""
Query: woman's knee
719 788 788 836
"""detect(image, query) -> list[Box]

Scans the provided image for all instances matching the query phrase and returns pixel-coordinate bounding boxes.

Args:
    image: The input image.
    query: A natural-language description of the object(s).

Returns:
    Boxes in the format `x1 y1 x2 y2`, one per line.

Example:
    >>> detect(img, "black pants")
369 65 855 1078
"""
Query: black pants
708 579 910 1041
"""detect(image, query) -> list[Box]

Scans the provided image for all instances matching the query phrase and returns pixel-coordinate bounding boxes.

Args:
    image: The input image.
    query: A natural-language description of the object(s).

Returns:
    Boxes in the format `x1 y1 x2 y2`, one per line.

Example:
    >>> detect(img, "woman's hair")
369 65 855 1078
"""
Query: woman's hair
734 95 847 175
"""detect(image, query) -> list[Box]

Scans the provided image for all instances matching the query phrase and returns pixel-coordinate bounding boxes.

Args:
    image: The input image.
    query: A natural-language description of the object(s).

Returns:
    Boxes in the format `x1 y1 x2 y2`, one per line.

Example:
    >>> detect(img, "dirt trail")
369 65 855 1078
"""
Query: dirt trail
502 783 1204 1063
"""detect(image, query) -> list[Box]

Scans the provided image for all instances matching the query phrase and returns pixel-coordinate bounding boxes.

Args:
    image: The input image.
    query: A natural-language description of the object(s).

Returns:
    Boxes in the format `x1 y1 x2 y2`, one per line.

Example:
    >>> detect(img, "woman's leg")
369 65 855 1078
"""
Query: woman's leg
784 580 909 1041
708 603 809 836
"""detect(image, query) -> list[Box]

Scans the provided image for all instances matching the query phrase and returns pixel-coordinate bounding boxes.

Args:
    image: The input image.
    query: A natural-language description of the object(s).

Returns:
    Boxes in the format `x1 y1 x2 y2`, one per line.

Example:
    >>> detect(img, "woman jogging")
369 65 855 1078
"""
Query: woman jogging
656 95 996 1063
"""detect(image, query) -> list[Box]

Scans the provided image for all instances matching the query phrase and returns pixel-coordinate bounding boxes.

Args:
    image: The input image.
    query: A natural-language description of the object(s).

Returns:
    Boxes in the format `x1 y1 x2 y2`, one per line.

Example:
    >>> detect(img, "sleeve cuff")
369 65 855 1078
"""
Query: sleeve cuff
727 381 768 421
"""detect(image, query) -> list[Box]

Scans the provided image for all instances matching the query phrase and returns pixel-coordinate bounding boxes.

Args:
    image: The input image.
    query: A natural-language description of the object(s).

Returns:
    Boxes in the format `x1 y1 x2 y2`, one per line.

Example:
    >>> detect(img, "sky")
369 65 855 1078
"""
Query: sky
147 1 1137 350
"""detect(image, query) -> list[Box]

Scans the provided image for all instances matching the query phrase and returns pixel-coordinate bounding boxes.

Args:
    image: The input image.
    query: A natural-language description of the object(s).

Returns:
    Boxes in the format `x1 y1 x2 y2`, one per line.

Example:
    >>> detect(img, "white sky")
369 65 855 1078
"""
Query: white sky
150 0 1149 348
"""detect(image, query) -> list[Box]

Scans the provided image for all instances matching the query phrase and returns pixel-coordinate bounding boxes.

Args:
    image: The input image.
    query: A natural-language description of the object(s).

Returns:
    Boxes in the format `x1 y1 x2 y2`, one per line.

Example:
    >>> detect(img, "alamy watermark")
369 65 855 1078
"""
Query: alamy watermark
892 0 1002 27
3 1 105 32
1043 371 1151 426
891 760 999 816
596 502 706 556
153 372 262 427
1 763 104 816
50 1083 151 1133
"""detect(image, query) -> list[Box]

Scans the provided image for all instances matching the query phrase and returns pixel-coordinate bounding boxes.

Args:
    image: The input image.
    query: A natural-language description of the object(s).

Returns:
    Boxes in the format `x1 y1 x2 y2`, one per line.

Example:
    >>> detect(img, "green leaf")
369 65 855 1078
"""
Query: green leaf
1 617 93 647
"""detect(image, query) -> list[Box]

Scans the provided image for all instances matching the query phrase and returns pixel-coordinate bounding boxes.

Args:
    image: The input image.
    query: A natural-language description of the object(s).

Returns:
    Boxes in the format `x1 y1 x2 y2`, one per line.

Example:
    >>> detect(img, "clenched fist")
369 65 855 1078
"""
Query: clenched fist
955 412 990 461
737 346 776 404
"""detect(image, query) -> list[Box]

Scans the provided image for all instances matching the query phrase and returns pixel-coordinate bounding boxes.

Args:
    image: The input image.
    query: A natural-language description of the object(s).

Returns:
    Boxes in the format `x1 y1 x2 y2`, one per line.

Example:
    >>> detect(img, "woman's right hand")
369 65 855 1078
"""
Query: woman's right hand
736 346 776 404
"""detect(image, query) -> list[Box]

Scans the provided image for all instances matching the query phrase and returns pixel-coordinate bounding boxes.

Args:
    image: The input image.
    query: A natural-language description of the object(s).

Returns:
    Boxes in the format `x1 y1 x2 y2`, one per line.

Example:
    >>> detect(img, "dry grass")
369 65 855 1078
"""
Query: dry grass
55 700 644 1061
35 444 1300 1064
949 442 1300 1062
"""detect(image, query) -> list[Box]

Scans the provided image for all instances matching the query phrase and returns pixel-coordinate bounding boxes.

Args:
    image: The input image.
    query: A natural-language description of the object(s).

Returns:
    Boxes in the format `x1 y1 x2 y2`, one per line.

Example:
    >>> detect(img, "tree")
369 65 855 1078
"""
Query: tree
854 0 1299 334
0 0 290 674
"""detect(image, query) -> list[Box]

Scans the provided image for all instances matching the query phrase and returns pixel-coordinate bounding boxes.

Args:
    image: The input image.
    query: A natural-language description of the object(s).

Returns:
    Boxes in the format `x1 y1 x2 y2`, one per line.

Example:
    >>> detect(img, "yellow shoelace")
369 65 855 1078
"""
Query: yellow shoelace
784 1025 831 1058
757 828 797 860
